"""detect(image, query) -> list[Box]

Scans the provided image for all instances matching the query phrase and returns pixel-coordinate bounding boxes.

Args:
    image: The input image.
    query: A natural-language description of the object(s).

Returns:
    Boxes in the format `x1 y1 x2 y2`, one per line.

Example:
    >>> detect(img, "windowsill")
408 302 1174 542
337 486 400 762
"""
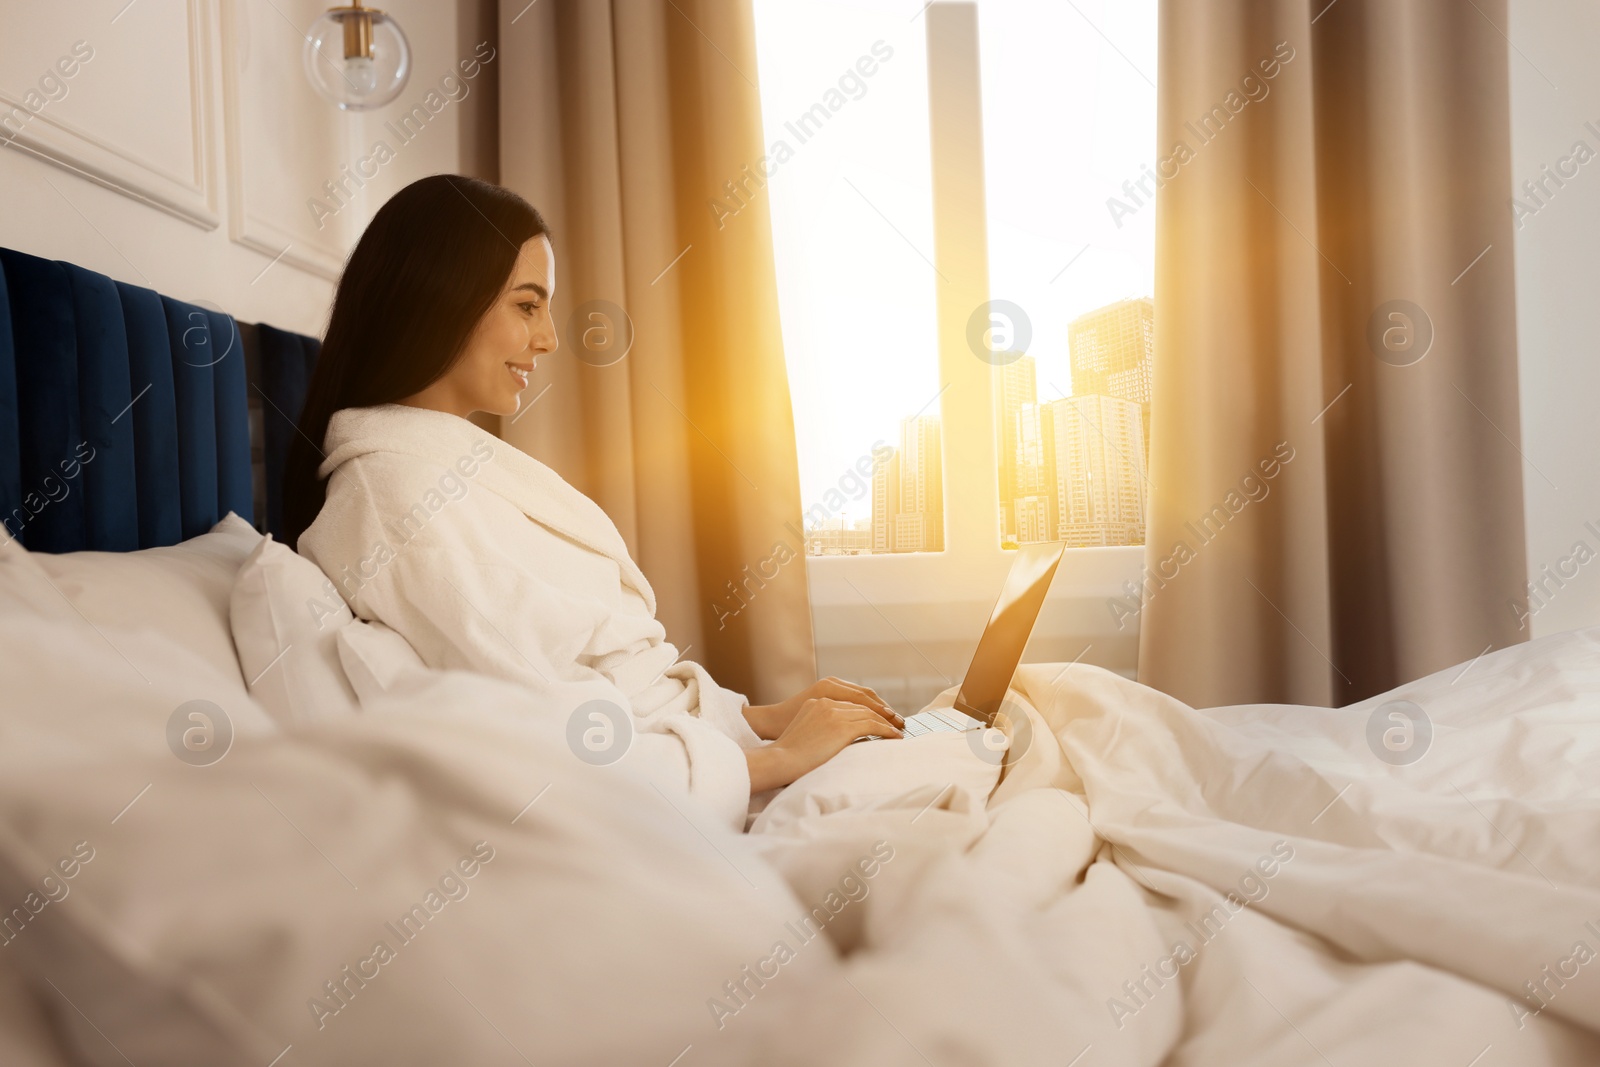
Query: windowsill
805 544 1144 712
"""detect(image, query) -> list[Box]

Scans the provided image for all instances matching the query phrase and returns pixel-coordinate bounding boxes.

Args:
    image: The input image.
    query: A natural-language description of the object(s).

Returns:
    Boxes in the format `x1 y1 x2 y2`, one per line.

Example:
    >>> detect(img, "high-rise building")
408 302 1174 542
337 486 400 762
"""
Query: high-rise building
1002 400 1052 546
895 513 937 553
870 449 901 553
1068 297 1154 458
1015 494 1052 543
896 415 944 552
868 415 946 553
994 356 1038 540
1042 394 1146 547
1014 401 1049 496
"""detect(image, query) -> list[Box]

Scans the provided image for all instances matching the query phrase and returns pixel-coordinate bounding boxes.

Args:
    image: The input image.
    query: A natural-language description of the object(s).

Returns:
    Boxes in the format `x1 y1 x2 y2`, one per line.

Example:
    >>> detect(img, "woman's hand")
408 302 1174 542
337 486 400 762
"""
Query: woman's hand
744 677 903 741
746 697 904 792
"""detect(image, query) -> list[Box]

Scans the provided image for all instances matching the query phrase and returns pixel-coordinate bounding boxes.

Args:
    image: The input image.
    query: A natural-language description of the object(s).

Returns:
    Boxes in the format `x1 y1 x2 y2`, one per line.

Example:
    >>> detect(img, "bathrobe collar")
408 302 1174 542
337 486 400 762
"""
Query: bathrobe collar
320 404 657 613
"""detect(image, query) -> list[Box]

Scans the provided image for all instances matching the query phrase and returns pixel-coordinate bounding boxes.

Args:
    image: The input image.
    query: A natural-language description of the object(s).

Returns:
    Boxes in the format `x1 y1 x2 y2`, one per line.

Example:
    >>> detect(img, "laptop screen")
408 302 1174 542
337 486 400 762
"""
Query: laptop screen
953 541 1066 723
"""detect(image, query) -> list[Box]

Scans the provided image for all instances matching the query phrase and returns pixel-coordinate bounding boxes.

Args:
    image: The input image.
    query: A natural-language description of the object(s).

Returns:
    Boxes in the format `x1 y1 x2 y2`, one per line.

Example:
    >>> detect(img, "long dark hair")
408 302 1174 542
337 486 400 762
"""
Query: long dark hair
283 174 549 549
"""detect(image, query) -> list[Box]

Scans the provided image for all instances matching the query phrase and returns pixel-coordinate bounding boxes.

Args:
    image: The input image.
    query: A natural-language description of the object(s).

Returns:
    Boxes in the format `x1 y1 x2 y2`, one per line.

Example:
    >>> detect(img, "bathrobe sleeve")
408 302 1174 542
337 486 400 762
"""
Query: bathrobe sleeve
663 662 767 752
361 545 754 829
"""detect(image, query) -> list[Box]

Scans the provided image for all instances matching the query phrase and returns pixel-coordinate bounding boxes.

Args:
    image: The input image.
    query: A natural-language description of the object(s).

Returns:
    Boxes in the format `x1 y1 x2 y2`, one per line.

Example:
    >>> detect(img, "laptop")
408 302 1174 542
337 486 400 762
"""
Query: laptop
890 540 1066 739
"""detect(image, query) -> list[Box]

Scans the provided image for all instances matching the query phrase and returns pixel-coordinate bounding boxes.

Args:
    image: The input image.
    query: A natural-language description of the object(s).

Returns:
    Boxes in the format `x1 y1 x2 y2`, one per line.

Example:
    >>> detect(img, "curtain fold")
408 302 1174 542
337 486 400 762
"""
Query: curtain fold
498 0 816 704
1142 0 1528 707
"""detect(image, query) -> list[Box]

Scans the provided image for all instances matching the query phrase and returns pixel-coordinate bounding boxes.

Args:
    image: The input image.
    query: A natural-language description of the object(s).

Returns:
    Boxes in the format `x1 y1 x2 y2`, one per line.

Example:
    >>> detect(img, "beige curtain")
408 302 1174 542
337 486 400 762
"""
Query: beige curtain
497 0 816 704
1142 0 1528 708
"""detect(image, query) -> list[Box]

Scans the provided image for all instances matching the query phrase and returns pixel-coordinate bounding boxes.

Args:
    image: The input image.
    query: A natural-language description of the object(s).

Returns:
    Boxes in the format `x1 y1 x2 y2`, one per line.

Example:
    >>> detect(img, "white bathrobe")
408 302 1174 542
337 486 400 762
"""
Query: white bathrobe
299 404 764 830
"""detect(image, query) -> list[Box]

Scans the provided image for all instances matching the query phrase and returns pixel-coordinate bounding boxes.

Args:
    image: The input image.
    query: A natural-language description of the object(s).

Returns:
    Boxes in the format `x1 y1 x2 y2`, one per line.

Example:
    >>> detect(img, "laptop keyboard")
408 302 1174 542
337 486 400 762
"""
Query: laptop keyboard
902 707 985 736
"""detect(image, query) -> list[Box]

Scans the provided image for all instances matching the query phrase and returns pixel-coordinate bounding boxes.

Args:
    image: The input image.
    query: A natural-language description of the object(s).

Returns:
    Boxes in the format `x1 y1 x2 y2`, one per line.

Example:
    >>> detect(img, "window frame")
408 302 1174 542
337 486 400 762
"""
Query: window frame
799 2 1147 709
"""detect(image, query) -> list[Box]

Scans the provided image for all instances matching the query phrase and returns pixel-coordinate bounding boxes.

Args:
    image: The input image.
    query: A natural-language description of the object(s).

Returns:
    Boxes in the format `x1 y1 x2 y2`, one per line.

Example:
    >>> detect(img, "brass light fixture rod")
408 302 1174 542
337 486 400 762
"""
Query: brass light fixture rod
334 0 379 61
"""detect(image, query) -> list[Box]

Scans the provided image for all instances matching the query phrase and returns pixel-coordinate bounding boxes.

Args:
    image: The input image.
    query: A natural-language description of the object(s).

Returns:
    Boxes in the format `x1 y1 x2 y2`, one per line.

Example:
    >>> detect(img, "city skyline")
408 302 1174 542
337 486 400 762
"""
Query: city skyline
807 294 1154 556
754 1 1158 541
1003 296 1153 549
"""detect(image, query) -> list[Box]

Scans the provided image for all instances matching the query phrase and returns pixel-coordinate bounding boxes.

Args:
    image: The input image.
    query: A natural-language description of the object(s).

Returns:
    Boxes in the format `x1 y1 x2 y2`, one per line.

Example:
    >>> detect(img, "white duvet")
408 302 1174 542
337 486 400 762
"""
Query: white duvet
332 624 1600 1067
731 628 1600 1065
6 617 1600 1064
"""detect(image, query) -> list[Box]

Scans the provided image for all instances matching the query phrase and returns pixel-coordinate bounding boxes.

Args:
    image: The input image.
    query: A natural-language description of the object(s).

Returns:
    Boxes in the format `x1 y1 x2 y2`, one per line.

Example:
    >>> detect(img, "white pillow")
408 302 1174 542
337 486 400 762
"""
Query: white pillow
0 548 277 778
228 536 361 725
335 618 431 704
26 512 261 687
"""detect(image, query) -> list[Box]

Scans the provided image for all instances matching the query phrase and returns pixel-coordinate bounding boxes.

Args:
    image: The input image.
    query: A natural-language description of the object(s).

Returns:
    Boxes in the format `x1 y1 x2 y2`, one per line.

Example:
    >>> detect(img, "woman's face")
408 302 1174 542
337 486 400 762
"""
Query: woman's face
404 235 557 419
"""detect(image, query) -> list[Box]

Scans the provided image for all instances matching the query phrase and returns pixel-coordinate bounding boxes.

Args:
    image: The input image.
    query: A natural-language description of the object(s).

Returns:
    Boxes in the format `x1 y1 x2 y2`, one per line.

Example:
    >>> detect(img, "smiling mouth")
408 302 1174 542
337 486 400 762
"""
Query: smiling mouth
507 361 534 389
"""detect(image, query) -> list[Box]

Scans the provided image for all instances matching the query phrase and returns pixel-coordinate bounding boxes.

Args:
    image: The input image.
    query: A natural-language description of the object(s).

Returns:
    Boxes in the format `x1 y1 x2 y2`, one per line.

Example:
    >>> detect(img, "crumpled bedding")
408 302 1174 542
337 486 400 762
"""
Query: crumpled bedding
738 627 1600 1065
5 625 1598 1065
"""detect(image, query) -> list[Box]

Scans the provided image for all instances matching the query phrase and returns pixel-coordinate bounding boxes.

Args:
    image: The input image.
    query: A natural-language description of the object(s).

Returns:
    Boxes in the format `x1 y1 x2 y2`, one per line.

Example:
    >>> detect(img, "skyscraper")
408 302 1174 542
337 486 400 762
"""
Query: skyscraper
1009 400 1052 544
1042 394 1147 547
896 414 944 552
994 355 1038 540
1068 297 1154 458
871 448 901 553
867 415 945 553
1015 493 1052 544
1014 401 1049 497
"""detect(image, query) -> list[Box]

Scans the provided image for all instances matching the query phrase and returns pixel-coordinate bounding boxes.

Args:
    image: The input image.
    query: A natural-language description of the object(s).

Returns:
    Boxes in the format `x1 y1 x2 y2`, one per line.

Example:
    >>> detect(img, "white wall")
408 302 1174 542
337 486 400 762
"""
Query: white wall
0 0 496 336
1509 0 1600 639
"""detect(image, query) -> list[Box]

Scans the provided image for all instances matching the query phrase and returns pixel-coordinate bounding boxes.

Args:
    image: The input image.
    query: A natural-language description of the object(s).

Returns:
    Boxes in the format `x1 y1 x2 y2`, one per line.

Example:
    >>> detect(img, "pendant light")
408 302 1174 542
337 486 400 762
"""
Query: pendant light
302 1 411 111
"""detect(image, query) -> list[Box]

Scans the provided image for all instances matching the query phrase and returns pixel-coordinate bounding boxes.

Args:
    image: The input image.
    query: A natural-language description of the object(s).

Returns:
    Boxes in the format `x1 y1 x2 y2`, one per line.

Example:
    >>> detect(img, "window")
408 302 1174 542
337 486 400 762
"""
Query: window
977 1 1157 551
755 0 1156 557
753 0 1158 705
751 0 940 557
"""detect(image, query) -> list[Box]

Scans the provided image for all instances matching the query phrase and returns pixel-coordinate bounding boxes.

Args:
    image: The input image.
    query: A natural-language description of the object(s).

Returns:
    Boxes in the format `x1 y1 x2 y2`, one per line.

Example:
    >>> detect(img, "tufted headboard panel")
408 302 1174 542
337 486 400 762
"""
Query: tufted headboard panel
0 247 320 551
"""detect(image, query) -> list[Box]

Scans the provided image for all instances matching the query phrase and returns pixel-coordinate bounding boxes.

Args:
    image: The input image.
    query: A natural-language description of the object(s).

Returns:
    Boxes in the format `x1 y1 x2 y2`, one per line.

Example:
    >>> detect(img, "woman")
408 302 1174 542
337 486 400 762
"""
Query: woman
285 175 902 830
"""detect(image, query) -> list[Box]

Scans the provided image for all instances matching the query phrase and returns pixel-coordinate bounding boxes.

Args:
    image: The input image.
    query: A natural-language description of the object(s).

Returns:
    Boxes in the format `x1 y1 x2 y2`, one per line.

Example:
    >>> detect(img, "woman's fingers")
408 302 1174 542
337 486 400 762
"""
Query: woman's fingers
829 677 889 709
876 705 907 728
855 714 903 739
795 697 904 740
820 677 903 726
831 701 903 739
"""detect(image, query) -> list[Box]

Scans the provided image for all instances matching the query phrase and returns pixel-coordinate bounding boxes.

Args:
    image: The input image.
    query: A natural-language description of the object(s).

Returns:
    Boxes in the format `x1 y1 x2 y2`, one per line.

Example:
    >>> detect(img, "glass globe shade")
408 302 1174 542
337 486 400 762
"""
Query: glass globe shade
302 7 410 111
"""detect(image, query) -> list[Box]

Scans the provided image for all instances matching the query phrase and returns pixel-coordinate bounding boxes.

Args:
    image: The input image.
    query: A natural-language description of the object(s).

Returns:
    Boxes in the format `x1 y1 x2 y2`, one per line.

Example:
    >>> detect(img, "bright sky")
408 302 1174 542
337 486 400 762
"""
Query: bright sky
751 0 1158 522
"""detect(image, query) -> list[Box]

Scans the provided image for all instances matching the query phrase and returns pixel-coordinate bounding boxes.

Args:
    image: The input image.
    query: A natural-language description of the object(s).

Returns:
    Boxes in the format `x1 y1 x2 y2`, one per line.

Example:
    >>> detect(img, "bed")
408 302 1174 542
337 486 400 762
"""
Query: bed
2 248 1598 1066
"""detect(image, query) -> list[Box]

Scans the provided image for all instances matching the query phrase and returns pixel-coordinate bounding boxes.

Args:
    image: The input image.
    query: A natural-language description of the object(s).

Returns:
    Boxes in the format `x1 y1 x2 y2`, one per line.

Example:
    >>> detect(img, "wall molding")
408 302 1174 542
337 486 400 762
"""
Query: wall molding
217 0 348 280
0 0 220 230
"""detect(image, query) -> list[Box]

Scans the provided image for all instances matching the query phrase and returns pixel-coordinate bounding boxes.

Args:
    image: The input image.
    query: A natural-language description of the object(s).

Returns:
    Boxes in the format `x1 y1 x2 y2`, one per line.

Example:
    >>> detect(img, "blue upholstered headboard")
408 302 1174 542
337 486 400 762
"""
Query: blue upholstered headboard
0 247 320 552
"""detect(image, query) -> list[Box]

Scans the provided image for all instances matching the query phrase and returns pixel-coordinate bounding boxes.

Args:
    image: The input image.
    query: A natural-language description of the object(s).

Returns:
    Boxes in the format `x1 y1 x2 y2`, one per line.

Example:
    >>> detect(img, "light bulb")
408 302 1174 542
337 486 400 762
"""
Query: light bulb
302 5 410 111
345 55 377 94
